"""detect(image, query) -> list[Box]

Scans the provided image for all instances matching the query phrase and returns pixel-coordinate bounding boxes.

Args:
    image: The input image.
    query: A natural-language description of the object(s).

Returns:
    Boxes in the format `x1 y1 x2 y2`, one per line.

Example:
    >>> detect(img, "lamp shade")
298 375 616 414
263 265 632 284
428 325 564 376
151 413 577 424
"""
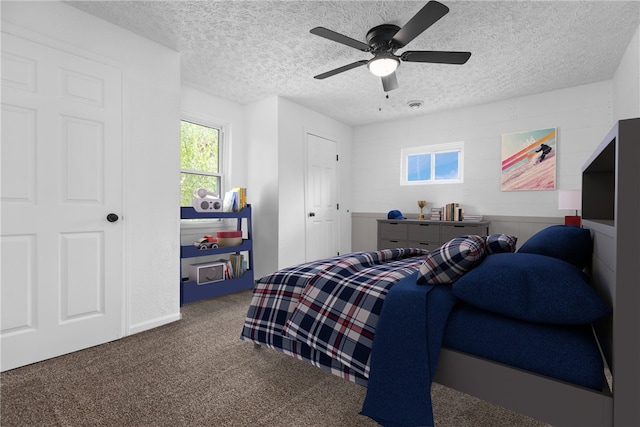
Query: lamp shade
368 56 399 77
558 190 581 211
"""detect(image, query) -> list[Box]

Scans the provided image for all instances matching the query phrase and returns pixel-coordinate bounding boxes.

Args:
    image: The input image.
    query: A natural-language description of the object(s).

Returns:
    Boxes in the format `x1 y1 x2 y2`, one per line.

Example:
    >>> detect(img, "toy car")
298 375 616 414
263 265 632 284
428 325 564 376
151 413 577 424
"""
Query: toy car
194 235 219 250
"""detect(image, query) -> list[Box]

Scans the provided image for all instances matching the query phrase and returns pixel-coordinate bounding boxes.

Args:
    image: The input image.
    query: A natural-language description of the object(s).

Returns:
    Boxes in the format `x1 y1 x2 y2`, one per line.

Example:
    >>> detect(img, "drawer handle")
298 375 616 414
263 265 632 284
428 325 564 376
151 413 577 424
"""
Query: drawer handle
419 224 430 227
454 225 465 228
388 222 399 225
389 240 399 243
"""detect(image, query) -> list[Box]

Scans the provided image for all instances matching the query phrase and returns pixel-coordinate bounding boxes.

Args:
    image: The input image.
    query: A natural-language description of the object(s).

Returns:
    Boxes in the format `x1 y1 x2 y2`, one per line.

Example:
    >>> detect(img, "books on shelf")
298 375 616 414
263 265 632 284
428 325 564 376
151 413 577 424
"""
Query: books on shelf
233 187 247 210
223 187 248 212
222 259 234 280
431 203 482 222
442 203 462 221
213 255 246 280
213 257 244 280
229 253 245 278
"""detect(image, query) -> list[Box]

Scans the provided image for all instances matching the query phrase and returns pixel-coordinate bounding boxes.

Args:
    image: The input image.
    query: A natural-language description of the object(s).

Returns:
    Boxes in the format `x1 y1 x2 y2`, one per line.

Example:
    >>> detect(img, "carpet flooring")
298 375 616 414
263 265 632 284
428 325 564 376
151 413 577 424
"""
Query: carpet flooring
1 290 549 427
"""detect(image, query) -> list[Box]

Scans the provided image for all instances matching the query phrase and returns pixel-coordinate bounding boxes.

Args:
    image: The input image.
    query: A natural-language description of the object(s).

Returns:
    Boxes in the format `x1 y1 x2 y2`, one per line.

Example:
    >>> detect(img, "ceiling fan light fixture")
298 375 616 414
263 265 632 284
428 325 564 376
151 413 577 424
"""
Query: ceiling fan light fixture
367 55 399 77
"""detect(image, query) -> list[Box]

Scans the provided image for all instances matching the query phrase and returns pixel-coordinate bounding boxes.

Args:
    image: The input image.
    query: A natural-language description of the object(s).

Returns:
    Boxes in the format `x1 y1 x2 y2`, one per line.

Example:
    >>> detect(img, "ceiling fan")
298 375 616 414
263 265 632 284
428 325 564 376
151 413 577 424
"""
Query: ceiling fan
310 0 471 92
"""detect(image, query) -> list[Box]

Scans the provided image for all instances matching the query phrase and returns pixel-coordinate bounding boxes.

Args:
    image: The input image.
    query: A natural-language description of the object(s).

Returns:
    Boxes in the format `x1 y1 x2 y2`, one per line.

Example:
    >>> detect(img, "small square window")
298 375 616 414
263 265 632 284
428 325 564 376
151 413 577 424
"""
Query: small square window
401 142 464 185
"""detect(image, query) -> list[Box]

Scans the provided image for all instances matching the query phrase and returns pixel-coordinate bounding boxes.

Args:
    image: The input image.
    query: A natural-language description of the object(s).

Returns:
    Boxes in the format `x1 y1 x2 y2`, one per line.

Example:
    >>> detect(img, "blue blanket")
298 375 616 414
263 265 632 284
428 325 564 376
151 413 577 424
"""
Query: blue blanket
361 272 458 427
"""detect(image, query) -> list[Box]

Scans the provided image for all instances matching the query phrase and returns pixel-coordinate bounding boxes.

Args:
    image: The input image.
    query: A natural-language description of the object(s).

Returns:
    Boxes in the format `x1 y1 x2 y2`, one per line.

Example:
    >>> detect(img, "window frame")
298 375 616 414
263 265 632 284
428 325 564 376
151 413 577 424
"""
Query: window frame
400 141 464 185
180 113 225 206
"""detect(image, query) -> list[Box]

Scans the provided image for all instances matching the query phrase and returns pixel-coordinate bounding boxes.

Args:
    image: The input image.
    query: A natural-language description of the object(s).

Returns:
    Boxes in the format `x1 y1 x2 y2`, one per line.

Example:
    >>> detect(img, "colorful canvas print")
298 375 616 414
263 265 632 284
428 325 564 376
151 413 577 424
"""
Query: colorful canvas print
501 128 556 191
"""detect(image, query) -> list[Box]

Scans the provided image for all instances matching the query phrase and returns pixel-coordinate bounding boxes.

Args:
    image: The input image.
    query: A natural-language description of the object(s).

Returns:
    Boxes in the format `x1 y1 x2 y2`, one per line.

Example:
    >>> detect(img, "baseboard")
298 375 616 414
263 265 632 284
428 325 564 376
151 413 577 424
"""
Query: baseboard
128 312 182 336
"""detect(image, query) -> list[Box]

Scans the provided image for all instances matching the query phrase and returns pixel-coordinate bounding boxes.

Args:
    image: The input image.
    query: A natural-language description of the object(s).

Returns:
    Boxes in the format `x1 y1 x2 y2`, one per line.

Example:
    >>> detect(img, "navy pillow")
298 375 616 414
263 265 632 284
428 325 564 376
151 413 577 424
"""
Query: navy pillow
518 225 592 269
451 253 610 325
485 233 517 255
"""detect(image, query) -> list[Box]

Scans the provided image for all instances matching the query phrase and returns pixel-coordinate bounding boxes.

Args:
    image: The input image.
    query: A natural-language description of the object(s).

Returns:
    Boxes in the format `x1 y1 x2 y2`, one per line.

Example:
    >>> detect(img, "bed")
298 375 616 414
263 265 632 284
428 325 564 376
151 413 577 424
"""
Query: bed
241 119 640 427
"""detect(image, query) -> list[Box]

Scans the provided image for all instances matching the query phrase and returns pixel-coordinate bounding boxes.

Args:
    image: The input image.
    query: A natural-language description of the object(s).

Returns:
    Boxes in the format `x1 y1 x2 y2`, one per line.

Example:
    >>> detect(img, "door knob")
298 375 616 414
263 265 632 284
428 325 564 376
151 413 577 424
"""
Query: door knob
309 212 316 217
106 213 119 223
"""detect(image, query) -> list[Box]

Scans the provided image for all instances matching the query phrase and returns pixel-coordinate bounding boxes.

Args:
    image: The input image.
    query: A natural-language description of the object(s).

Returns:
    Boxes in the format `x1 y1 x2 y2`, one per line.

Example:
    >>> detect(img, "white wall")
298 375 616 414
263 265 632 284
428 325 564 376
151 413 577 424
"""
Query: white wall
352 81 615 218
2 1 182 334
246 97 280 279
613 25 640 120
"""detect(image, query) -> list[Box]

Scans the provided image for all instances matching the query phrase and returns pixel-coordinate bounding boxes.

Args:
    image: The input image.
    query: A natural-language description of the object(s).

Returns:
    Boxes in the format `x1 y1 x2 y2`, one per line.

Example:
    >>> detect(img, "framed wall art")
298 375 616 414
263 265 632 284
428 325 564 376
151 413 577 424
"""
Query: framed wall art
501 127 556 191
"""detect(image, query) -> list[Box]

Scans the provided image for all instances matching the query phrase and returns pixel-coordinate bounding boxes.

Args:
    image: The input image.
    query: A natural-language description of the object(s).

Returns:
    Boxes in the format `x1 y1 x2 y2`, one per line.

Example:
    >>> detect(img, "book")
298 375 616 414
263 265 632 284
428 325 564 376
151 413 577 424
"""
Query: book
462 214 484 222
229 253 245 278
232 187 247 210
223 187 248 212
223 191 237 212
443 203 460 221
438 203 465 221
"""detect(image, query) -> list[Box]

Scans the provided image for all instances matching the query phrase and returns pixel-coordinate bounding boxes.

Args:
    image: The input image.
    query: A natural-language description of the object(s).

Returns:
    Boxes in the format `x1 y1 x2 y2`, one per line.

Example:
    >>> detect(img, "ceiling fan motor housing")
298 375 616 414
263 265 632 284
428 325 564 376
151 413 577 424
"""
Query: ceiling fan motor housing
366 24 402 52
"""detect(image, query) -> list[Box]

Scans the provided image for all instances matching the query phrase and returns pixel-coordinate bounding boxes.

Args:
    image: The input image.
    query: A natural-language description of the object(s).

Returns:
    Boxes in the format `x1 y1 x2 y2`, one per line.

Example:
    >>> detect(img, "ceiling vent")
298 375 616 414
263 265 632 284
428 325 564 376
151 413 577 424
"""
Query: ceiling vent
408 100 424 110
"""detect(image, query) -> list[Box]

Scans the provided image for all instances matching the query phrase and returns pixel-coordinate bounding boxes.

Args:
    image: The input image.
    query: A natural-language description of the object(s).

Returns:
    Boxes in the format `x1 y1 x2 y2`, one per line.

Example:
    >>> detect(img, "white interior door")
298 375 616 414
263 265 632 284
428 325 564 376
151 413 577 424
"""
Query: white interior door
305 133 338 261
1 32 124 371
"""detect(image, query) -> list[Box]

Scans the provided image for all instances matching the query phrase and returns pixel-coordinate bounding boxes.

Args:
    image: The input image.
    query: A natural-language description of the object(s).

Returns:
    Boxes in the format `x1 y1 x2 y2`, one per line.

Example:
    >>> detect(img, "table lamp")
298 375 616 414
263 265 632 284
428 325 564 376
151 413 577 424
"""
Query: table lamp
558 190 582 227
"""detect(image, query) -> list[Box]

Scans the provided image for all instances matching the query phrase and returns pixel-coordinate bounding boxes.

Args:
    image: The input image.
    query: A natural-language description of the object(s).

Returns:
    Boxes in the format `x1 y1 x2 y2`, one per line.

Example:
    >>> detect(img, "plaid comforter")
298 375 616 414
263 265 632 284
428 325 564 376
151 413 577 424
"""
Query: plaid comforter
241 249 428 380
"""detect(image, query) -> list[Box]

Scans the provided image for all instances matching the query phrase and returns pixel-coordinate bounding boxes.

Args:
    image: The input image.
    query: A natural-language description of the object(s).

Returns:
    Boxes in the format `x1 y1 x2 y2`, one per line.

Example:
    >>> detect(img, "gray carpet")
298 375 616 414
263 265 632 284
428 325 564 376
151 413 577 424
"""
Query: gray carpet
1 290 549 426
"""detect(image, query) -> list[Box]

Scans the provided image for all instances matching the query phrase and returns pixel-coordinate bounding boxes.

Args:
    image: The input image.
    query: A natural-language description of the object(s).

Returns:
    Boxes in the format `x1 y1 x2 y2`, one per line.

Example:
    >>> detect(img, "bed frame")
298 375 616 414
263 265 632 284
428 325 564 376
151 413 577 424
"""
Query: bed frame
434 118 640 427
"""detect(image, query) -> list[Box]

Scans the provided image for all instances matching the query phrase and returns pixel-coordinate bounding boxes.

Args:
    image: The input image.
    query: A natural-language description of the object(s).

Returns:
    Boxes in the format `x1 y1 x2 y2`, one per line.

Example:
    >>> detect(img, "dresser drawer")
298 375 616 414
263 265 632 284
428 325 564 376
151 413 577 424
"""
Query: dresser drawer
408 223 440 242
407 240 440 251
378 219 490 250
378 221 408 240
378 238 408 249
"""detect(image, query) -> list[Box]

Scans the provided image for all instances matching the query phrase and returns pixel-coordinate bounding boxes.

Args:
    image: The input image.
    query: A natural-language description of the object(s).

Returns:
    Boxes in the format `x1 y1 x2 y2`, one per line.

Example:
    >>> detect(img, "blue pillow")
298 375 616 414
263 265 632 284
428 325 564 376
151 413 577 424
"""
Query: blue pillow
517 225 592 269
451 253 610 325
485 233 517 255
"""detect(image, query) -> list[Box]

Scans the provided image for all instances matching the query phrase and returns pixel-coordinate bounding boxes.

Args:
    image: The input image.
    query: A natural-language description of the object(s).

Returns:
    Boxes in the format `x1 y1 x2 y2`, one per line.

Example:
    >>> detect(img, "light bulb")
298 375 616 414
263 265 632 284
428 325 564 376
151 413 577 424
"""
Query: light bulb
368 56 399 77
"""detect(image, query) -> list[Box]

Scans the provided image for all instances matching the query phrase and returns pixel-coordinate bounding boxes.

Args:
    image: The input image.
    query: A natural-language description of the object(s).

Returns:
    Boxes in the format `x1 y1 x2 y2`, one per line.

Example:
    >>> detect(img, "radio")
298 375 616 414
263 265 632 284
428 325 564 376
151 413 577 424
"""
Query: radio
188 261 226 285
192 187 223 212
192 197 223 212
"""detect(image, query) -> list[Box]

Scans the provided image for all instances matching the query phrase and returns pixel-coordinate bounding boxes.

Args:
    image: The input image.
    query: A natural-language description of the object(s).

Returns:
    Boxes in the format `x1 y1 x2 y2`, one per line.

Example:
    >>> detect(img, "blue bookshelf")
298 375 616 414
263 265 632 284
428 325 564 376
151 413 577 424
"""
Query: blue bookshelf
180 205 254 305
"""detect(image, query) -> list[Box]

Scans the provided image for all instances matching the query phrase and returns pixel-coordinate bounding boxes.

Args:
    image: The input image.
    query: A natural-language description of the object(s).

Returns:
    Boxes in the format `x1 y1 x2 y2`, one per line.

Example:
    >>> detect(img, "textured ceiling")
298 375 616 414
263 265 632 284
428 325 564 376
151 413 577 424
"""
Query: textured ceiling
66 1 640 126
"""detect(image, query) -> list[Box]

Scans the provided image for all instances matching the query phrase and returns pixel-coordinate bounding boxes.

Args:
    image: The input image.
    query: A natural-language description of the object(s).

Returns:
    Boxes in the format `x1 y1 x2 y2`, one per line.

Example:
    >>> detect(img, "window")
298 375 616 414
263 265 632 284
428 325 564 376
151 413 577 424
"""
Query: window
401 142 464 185
180 119 222 206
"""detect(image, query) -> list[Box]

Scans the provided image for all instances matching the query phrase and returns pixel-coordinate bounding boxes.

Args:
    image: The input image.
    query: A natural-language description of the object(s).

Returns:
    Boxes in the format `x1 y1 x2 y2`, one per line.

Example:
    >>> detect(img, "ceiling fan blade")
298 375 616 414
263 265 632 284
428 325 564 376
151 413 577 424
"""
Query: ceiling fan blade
314 60 368 80
392 1 449 48
381 72 399 92
400 50 471 64
310 27 371 52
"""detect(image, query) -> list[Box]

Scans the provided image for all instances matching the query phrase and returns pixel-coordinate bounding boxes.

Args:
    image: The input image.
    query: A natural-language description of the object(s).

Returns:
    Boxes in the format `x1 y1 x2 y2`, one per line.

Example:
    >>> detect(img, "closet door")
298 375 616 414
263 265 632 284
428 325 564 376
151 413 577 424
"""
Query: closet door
305 133 338 261
1 32 124 371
